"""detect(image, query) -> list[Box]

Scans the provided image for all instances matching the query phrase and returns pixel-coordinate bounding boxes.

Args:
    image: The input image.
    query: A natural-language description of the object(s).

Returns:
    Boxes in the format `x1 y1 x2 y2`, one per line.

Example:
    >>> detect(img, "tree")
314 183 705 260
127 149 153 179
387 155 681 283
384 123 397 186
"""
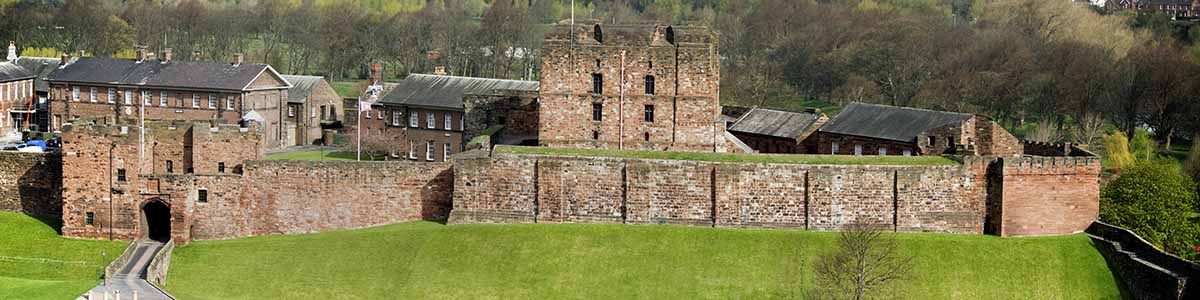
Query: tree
1101 160 1200 257
811 224 913 300
1102 131 1136 172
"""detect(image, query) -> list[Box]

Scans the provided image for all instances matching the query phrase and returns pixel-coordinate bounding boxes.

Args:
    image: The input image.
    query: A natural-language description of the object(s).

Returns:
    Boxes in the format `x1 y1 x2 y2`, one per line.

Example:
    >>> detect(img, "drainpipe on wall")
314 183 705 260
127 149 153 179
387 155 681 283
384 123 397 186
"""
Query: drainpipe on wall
619 50 625 150
108 142 115 240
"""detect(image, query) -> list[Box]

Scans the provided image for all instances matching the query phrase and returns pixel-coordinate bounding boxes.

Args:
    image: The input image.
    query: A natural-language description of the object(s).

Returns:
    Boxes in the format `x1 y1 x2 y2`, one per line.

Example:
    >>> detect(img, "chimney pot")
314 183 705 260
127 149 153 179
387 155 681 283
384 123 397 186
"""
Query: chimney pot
6 41 15 61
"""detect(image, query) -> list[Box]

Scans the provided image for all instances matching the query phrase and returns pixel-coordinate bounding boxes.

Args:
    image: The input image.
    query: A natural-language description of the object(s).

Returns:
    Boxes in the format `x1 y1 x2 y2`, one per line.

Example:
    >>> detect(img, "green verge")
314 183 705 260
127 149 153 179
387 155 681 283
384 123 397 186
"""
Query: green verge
495 145 960 166
164 222 1119 300
330 80 365 99
0 212 127 300
467 125 505 146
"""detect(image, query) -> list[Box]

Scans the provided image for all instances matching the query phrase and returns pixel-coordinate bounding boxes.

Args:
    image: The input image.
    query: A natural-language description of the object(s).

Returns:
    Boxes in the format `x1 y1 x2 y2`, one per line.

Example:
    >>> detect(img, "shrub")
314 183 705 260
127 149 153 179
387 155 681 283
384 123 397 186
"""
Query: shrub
1102 131 1136 171
1130 129 1158 162
1101 160 1200 256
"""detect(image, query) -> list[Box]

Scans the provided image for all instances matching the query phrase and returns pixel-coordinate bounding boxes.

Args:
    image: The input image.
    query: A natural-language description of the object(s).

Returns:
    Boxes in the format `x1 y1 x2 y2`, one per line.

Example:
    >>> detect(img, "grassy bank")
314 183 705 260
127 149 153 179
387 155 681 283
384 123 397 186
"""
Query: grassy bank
166 222 1119 299
496 145 960 166
0 212 127 300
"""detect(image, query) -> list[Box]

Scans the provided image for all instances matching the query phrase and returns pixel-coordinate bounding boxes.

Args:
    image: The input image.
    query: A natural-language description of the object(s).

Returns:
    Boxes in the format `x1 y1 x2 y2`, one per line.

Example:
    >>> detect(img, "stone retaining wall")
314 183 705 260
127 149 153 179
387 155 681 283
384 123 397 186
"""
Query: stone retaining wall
0 152 61 216
1087 222 1199 300
450 151 998 234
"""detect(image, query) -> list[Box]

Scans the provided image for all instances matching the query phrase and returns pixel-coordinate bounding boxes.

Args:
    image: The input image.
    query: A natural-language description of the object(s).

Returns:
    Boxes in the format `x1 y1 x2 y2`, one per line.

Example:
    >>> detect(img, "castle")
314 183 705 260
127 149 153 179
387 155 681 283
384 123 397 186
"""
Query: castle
0 23 1101 244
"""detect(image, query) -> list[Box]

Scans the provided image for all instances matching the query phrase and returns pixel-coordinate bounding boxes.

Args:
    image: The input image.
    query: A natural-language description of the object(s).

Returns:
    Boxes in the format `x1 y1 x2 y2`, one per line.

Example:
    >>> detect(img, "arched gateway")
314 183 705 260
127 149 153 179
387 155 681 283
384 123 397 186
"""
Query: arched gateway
142 199 171 242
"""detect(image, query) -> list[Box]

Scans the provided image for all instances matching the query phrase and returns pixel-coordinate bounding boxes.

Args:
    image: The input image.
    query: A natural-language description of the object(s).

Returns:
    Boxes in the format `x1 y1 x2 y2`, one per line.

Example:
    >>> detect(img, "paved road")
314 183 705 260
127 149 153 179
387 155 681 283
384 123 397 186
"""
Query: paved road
79 240 174 300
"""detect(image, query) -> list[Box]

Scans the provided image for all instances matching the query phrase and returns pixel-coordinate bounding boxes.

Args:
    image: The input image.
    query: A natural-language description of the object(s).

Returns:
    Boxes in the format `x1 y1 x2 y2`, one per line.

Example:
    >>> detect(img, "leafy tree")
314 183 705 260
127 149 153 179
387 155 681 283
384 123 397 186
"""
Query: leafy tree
1101 160 1200 257
1102 131 1136 171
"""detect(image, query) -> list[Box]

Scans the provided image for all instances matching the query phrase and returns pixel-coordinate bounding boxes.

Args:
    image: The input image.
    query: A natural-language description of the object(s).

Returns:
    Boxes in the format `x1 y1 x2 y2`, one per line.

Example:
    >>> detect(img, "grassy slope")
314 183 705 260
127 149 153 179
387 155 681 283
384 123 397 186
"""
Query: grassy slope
497 145 960 166
331 80 365 99
166 222 1119 300
0 212 127 300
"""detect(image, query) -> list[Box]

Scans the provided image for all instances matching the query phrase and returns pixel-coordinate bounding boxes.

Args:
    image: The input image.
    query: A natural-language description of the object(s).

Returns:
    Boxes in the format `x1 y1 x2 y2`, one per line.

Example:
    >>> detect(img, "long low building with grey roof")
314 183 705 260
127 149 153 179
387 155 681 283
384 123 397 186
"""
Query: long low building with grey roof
45 49 294 149
805 102 1023 157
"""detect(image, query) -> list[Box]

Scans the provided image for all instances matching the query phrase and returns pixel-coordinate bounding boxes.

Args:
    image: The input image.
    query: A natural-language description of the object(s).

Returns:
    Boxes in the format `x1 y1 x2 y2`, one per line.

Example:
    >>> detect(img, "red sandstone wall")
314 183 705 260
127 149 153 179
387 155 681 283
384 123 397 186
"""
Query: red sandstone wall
449 152 992 234
0 152 61 216
996 156 1100 236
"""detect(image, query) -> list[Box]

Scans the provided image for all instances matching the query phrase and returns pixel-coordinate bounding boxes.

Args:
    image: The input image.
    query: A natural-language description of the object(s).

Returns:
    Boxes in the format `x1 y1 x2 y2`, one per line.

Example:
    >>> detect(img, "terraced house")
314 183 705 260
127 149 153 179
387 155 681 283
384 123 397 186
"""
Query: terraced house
45 49 294 149
362 73 537 162
0 42 37 133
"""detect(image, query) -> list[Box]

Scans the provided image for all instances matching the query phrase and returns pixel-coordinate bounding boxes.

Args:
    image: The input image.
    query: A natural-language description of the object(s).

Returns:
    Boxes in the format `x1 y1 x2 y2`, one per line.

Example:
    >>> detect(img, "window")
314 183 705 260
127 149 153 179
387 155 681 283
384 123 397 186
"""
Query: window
191 94 200 108
218 162 225 173
426 141 434 161
592 73 603 94
320 105 328 120
426 112 435 129
592 103 602 121
593 24 603 43
90 87 97 102
144 91 152 106
927 136 936 147
72 87 79 101
644 105 654 122
854 144 863 156
208 94 216 109
645 75 655 95
198 189 208 203
644 132 650 142
879 148 887 156
117 169 126 182
311 107 316 118
409 113 419 127
444 113 452 130
166 160 174 173
287 106 294 117
364 110 370 118
104 88 114 103
392 111 402 126
160 92 168 107
124 90 132 105
902 150 912 156
443 143 451 162
947 136 955 148
408 141 416 159
831 143 840 155
377 110 383 119
85 212 95 226
226 96 235 110
592 130 599 140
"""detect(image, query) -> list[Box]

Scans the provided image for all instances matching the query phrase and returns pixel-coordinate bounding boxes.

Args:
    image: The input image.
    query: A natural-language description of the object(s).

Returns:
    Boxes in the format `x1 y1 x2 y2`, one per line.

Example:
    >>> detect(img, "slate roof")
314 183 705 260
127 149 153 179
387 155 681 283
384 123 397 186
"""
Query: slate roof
0 61 34 82
819 102 972 142
378 74 538 110
46 57 287 91
13 57 60 92
281 75 324 104
728 108 823 139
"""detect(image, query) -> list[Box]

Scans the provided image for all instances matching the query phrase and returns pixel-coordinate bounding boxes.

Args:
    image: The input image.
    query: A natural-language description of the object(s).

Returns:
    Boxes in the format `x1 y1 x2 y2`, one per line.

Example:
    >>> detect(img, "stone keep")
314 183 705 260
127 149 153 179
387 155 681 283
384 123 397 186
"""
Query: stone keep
539 23 723 152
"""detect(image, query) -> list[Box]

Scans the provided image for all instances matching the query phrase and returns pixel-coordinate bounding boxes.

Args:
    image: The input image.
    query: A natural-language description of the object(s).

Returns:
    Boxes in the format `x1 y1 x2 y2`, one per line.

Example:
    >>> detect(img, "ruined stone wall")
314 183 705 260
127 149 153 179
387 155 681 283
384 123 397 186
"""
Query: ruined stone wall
994 155 1101 236
463 91 540 141
0 152 61 216
450 151 994 234
976 119 1023 156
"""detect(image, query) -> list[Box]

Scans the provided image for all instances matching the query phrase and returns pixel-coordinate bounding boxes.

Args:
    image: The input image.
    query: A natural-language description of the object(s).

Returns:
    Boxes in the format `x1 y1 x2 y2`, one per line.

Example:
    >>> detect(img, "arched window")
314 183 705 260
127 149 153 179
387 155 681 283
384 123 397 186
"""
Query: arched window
665 26 675 45
645 75 655 95
593 24 603 43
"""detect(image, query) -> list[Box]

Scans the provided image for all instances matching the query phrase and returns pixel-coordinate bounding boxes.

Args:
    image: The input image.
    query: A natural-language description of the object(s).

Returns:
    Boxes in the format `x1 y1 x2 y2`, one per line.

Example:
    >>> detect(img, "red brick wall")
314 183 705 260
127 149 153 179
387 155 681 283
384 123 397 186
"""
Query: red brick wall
995 156 1101 236
449 151 993 234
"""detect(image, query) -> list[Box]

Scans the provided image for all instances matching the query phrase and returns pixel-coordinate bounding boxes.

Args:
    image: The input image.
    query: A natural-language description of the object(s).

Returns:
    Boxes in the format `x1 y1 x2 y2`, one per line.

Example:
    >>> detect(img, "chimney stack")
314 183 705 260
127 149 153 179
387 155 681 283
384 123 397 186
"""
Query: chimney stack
161 48 172 63
370 63 382 84
6 41 16 61
232 53 243 66
60 53 69 66
135 47 147 63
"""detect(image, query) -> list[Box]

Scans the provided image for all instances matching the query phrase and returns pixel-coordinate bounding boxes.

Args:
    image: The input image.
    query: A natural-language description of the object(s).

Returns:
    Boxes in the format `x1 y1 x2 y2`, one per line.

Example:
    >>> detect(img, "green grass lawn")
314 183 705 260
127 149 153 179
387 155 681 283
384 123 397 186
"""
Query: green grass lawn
0 212 127 300
165 222 1120 299
496 145 960 166
265 150 384 161
331 80 365 99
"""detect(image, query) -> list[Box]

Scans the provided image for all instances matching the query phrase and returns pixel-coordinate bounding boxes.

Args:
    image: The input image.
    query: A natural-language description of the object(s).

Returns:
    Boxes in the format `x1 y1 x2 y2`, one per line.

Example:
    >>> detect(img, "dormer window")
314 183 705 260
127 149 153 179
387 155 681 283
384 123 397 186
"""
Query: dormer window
593 24 603 43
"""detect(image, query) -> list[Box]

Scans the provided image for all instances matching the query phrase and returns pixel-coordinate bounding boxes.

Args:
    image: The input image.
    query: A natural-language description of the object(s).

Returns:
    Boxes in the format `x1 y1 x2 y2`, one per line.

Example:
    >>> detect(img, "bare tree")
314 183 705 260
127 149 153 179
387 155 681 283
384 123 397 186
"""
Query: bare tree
811 224 913 300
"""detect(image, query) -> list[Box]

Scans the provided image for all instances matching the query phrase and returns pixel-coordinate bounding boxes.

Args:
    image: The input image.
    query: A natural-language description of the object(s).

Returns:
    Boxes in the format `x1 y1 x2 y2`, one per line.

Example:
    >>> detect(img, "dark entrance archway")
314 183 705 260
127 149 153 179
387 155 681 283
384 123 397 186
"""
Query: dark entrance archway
142 200 171 242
